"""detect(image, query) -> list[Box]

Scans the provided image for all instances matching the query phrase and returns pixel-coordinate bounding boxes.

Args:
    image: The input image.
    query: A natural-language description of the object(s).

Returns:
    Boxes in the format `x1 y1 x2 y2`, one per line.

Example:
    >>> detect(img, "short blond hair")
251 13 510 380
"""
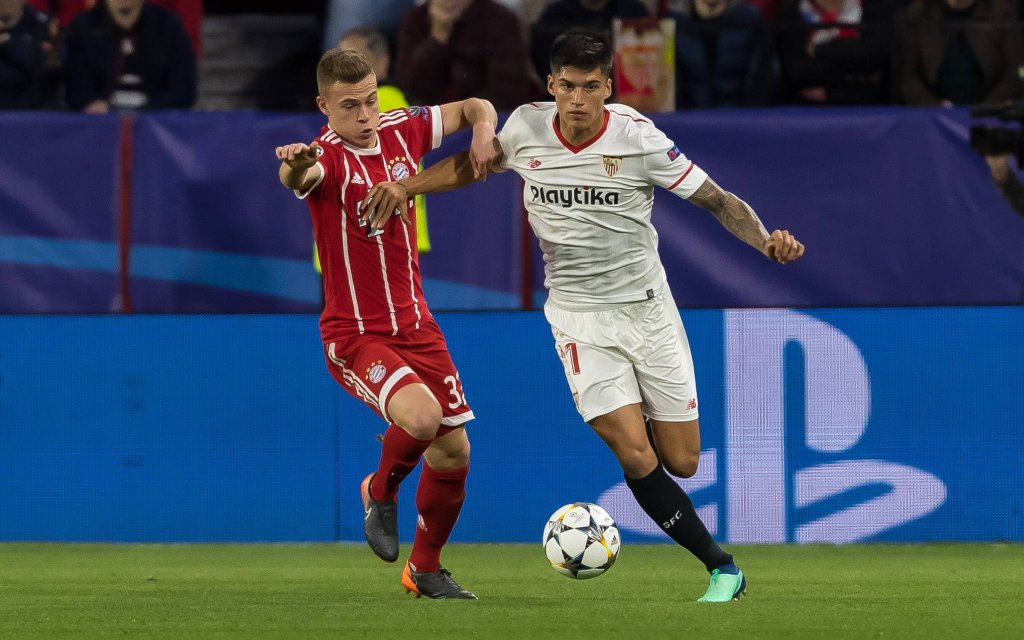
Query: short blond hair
317 48 373 94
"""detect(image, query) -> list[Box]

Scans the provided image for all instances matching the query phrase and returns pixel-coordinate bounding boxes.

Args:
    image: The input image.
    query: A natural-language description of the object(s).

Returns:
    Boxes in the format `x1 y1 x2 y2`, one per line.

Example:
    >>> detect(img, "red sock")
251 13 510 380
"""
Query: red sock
408 463 469 574
370 424 432 503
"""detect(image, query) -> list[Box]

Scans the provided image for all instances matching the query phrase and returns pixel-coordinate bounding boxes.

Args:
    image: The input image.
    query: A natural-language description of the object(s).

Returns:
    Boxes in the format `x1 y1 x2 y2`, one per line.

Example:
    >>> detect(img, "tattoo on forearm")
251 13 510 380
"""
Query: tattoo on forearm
688 177 769 251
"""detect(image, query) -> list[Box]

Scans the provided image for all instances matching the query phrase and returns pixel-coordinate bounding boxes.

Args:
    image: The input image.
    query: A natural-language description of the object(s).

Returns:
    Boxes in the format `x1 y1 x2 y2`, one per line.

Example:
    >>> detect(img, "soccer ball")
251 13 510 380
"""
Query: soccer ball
542 502 620 579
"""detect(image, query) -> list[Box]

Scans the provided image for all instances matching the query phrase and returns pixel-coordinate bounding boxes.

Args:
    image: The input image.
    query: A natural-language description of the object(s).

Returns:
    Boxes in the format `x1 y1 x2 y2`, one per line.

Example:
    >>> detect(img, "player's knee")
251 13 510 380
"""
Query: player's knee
424 431 470 470
394 401 443 440
441 441 471 469
663 453 699 479
618 446 659 479
451 437 470 466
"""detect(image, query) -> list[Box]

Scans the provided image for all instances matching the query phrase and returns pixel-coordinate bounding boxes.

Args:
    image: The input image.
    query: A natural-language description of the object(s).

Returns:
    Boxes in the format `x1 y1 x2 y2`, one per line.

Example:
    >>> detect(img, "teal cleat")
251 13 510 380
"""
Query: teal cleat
697 565 746 603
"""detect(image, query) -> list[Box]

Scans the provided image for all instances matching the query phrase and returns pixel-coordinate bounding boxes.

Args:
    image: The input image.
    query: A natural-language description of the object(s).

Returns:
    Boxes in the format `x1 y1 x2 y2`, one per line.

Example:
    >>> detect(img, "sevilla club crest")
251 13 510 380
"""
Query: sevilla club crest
602 156 622 177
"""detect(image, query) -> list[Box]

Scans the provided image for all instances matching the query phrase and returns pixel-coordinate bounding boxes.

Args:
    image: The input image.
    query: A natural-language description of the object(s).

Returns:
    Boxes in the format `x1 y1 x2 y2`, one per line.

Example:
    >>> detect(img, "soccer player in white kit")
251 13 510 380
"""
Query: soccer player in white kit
361 31 805 602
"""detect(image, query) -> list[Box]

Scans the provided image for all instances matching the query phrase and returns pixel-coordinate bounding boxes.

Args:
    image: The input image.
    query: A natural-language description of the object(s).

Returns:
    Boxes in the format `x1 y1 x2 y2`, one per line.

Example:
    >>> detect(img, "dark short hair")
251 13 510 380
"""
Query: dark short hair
316 48 374 93
550 30 613 78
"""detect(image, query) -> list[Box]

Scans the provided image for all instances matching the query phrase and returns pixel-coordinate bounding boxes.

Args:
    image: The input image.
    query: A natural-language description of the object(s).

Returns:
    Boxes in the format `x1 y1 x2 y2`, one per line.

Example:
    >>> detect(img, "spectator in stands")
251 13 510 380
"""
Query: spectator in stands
64 0 196 112
895 0 1024 106
27 0 82 30
324 0 531 51
28 0 202 55
150 0 201 56
323 0 413 52
531 0 650 83
777 0 894 105
0 0 59 108
747 0 782 20
395 0 529 111
27 0 83 28
673 0 775 108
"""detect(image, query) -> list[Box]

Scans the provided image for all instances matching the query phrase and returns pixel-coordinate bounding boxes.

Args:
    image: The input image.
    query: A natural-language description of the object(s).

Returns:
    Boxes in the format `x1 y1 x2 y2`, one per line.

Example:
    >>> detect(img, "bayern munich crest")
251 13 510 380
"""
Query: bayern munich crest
389 157 411 181
366 362 387 384
602 156 622 177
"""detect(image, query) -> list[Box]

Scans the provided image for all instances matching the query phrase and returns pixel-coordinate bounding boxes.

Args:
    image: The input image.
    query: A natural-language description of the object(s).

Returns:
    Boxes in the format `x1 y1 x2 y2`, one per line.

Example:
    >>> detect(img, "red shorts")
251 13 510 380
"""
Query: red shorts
324 318 474 427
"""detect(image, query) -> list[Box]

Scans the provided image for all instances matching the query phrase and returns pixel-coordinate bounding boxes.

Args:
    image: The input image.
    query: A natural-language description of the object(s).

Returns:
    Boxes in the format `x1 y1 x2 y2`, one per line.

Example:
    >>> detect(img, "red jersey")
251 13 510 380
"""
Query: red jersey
297 105 444 343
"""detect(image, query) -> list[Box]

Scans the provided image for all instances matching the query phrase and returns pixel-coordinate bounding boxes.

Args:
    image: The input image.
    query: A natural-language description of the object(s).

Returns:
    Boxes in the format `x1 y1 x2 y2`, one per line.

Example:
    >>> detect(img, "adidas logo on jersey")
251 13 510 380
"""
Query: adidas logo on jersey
351 173 365 185
529 185 621 207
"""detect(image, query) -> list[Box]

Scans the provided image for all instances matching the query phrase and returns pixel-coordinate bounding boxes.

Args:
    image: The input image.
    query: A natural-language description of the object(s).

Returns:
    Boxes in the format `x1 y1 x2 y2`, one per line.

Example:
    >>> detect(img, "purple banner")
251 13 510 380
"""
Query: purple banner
644 108 1024 307
128 112 321 312
1 108 1023 312
126 113 522 312
0 113 122 312
420 125 524 309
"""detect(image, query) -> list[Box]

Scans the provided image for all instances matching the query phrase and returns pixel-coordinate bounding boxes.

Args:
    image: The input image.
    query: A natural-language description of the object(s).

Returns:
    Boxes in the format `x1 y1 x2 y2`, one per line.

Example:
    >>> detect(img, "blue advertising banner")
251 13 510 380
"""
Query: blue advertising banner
0 307 1020 543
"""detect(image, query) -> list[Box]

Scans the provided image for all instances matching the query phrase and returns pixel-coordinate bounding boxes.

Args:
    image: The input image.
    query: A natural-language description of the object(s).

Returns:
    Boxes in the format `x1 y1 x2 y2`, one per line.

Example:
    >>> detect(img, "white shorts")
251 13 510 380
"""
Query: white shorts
544 291 699 423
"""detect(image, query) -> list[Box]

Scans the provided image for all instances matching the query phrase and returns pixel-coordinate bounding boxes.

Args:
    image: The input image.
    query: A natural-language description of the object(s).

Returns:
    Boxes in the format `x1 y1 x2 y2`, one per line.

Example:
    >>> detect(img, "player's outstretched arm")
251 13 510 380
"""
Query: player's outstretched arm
687 176 806 264
439 98 500 180
275 140 321 192
360 138 505 231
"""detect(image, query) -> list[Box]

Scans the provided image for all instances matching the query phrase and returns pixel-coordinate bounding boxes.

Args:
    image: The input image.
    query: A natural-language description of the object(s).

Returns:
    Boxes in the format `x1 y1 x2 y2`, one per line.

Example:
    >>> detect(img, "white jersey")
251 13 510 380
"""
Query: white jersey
497 102 708 309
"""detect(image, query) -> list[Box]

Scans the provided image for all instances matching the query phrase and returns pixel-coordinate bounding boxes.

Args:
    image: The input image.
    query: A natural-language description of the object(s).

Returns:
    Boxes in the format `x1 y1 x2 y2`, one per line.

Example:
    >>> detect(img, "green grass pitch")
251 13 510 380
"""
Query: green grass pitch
2 543 1021 639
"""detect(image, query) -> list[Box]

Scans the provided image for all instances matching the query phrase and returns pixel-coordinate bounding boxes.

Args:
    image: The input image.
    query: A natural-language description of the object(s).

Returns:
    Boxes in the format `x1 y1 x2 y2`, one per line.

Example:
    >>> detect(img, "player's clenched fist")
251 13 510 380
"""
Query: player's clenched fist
764 229 805 265
275 140 320 169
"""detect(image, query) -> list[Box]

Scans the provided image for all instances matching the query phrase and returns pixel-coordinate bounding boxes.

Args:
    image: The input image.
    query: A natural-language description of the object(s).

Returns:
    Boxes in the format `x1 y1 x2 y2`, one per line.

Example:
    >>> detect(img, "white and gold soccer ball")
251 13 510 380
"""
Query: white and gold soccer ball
542 502 620 579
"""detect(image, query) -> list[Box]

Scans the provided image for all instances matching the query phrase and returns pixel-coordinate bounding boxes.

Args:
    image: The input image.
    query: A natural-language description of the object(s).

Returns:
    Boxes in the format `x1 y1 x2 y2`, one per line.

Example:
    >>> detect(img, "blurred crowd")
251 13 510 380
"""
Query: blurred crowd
3 0 1024 112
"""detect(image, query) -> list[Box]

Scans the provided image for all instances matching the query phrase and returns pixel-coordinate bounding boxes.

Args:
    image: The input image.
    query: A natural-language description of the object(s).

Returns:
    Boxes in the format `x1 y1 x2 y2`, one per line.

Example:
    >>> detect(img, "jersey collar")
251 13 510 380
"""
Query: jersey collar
552 108 610 154
329 126 382 155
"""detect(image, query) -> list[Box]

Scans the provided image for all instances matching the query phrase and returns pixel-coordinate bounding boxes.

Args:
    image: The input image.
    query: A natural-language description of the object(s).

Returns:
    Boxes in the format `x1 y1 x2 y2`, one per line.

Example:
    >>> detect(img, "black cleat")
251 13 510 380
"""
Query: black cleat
401 562 478 600
360 473 399 562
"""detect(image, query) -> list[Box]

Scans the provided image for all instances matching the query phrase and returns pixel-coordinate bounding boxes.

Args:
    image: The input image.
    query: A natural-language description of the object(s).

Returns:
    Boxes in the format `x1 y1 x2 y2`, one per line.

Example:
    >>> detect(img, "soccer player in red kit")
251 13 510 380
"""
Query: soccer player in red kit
275 48 498 600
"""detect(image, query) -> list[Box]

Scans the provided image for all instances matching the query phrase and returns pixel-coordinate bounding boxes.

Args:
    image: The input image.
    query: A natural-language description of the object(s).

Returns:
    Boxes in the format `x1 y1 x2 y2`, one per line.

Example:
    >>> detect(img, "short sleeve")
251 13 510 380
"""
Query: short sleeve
641 124 708 198
424 105 443 151
389 105 443 160
496 107 524 170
